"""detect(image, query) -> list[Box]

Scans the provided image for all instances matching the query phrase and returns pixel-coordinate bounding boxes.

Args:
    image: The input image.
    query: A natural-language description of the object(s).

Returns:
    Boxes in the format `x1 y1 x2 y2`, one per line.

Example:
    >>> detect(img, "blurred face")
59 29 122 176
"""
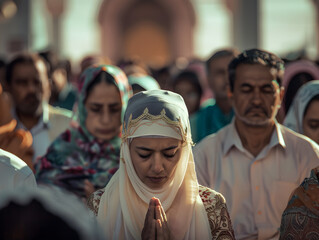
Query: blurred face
207 55 234 99
303 100 319 144
9 62 47 116
85 81 122 141
130 137 183 189
231 64 284 127
174 80 200 115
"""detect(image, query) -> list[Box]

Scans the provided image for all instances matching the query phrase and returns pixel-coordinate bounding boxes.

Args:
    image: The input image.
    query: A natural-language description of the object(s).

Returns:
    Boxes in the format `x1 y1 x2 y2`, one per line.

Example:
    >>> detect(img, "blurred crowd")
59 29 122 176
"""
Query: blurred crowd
0 47 318 240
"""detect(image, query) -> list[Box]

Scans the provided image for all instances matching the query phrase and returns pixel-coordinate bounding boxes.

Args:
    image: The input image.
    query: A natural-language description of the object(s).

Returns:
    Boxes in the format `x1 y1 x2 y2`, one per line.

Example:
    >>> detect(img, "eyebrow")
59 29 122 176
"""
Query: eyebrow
136 146 178 151
88 102 121 107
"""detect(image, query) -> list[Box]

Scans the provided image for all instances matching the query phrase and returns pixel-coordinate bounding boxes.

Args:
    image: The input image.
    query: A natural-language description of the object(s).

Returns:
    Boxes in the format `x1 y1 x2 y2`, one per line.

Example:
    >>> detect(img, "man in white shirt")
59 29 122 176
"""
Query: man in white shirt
193 49 319 240
6 53 72 162
0 148 36 190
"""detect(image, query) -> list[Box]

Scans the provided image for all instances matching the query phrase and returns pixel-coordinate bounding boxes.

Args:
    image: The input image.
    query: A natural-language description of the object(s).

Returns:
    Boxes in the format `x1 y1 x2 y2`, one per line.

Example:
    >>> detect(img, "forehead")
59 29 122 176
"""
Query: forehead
12 62 38 77
86 82 120 102
305 100 319 118
235 64 275 85
131 137 181 149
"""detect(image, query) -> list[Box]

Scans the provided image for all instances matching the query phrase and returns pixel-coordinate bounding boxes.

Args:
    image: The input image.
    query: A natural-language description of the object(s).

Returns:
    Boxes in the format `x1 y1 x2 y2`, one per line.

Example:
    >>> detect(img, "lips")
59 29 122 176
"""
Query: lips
147 176 167 183
97 129 114 134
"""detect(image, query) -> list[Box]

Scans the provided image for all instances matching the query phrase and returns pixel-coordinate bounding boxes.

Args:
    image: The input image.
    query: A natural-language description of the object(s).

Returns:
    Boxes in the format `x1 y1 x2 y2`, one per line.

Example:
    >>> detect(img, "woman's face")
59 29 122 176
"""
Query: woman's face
130 137 183 189
174 80 200 115
303 99 319 144
85 81 122 141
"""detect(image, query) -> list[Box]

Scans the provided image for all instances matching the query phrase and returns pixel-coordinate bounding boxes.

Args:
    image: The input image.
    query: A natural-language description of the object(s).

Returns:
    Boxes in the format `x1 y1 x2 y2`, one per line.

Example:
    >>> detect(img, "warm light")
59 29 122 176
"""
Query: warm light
2 1 17 19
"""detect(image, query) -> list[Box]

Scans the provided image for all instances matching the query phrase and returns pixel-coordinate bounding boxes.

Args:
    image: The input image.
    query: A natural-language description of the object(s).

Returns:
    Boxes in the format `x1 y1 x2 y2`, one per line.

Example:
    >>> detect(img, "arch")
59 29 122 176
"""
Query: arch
98 0 196 67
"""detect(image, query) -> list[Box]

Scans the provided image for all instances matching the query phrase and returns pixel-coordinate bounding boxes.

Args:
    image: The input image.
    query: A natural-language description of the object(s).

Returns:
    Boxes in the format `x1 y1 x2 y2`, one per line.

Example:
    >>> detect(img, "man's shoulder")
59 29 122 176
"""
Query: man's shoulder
48 105 73 119
279 124 319 150
195 124 230 147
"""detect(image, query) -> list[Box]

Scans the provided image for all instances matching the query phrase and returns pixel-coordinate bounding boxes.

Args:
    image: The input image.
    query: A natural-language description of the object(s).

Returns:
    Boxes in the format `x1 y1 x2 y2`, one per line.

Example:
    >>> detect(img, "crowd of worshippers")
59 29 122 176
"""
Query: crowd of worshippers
0 48 318 239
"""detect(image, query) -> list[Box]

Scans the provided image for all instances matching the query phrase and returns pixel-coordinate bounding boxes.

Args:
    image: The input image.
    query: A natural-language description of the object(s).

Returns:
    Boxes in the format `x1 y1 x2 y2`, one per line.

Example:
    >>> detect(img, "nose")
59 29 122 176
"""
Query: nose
100 110 111 124
26 81 37 94
251 88 262 106
150 153 164 174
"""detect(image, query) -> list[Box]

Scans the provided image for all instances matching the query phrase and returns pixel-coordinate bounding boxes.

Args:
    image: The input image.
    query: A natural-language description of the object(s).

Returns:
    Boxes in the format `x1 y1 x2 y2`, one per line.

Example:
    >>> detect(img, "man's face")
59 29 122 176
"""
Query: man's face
207 55 234 99
231 64 284 127
9 62 46 116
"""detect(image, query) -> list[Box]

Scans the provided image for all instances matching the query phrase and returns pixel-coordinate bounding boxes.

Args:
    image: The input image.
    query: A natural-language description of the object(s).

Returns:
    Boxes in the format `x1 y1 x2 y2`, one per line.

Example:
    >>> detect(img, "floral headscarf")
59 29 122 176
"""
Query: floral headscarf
35 65 132 198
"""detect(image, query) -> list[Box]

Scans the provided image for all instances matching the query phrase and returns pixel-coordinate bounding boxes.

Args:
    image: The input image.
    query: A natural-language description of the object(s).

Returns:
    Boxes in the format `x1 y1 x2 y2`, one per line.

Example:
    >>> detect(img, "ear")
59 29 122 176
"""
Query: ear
227 85 233 99
279 86 285 102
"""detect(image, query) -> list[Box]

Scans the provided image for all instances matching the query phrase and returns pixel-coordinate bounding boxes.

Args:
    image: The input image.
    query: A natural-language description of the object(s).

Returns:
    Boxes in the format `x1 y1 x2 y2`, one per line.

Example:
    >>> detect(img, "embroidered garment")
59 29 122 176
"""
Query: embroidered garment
280 166 319 239
89 90 235 239
35 65 132 198
88 185 234 239
284 80 319 134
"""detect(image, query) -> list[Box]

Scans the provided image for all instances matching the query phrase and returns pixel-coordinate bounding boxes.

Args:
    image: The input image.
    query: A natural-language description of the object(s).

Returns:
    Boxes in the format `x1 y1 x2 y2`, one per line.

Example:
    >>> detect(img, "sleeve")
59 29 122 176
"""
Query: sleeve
87 189 105 216
199 185 235 240
193 141 210 187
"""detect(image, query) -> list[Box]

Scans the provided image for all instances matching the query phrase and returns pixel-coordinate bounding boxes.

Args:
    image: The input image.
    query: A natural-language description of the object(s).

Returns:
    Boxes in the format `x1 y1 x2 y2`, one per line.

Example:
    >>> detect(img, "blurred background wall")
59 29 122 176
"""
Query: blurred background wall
0 0 317 69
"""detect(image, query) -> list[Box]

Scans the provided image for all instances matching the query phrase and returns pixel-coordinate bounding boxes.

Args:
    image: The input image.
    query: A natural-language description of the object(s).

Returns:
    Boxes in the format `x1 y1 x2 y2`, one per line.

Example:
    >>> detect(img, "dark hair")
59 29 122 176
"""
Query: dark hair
284 72 314 114
0 199 80 240
172 70 203 98
206 48 239 73
85 71 117 102
6 53 47 85
228 48 285 92
304 94 319 117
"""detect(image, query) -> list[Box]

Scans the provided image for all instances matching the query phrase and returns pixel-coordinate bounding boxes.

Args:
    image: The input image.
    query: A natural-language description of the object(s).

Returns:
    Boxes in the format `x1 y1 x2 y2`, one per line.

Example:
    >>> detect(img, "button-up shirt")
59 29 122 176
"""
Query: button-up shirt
13 103 72 162
193 119 319 240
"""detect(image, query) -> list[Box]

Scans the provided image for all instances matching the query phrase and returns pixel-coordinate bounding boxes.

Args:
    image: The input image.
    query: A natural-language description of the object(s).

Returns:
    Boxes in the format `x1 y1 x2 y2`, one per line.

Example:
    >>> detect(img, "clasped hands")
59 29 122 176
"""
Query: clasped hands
142 197 171 240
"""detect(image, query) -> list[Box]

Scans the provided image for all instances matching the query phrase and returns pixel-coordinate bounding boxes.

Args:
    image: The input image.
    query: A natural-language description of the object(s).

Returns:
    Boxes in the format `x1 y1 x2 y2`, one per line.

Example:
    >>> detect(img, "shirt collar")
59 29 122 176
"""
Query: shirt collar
222 118 286 156
12 101 50 131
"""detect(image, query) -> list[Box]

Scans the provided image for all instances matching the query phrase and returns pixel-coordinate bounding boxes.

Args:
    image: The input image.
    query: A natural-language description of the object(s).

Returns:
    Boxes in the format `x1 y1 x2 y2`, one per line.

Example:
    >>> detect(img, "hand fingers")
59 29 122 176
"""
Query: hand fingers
156 219 163 240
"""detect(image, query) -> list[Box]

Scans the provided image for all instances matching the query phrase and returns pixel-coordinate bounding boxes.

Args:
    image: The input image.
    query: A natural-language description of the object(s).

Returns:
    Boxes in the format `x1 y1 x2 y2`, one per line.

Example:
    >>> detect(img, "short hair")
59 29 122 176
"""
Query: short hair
6 53 47 85
206 48 239 73
228 49 285 92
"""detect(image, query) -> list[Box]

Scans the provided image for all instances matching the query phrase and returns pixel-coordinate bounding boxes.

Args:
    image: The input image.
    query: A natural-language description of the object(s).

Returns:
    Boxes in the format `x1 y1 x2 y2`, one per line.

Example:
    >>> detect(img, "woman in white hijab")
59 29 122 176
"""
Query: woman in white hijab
284 80 319 144
87 90 234 239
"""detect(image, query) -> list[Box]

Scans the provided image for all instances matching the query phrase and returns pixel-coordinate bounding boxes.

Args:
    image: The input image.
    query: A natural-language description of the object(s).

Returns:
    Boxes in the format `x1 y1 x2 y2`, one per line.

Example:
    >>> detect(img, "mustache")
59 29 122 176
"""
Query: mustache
23 93 40 102
244 106 268 116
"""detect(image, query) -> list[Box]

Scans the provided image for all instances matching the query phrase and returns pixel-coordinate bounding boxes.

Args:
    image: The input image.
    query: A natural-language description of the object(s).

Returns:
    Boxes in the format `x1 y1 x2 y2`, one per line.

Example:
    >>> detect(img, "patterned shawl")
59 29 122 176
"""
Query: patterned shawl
35 65 132 198
280 166 319 239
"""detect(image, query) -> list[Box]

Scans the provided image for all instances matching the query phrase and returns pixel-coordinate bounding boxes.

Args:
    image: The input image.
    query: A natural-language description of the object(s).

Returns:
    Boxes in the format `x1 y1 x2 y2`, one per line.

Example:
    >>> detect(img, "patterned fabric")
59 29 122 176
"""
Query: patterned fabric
280 166 319 239
87 185 235 240
35 65 132 199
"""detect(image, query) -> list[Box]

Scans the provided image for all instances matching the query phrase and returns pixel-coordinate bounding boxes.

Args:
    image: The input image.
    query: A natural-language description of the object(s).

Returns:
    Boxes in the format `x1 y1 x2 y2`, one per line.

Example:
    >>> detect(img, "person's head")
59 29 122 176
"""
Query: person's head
206 48 239 99
172 70 202 115
228 49 285 127
6 53 51 117
0 83 13 126
122 90 192 190
303 94 319 144
282 60 319 114
128 74 160 95
284 80 319 144
77 65 132 142
0 187 104 240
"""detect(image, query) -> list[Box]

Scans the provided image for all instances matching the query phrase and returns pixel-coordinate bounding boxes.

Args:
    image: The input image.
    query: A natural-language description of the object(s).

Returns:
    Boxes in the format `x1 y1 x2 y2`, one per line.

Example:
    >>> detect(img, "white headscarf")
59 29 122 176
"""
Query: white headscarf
97 90 211 239
284 80 319 133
